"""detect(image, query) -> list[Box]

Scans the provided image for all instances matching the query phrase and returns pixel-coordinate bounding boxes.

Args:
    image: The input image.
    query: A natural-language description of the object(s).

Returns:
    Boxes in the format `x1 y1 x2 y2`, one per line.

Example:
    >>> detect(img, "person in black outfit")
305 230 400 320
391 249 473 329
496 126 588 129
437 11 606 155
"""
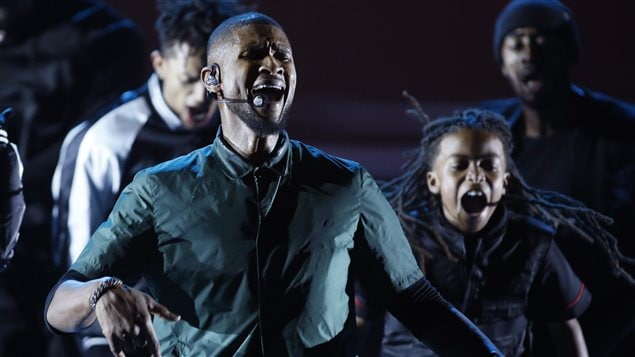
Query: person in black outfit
481 1 635 355
369 107 617 356
0 108 25 273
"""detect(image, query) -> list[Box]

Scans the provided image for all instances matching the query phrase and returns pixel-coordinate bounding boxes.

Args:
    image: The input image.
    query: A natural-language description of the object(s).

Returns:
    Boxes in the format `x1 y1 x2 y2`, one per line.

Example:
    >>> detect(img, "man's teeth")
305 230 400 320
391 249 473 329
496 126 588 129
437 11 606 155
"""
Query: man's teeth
466 191 484 197
253 84 283 91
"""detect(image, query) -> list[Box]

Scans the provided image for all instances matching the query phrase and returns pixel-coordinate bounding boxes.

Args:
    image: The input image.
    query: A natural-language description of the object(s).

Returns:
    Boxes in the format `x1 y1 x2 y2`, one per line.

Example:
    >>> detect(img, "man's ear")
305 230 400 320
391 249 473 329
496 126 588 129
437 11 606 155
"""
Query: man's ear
426 172 440 194
201 63 222 98
151 50 167 80
502 172 510 195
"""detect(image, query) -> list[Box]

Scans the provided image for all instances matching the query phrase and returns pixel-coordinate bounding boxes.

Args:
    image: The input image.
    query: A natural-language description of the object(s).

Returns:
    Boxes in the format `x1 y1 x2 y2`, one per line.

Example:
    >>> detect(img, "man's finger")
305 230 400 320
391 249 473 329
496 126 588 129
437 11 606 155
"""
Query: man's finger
107 332 125 357
148 300 181 321
139 314 162 357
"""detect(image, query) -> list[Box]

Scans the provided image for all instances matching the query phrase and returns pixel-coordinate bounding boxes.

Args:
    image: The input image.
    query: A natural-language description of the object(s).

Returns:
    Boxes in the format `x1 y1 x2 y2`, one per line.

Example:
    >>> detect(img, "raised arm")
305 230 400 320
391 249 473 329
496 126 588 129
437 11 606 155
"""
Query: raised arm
47 170 180 355
387 278 503 356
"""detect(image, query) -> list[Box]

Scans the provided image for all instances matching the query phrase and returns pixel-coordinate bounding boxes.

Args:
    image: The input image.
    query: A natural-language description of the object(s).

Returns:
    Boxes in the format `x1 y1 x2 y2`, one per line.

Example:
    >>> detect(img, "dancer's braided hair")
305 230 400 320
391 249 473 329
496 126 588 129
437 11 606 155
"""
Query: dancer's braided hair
382 92 634 285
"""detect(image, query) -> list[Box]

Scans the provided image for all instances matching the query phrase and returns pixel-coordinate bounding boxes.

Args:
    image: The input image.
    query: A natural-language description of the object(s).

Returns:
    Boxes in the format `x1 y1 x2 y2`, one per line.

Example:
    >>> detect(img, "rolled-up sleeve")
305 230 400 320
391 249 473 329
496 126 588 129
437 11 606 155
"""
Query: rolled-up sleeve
71 172 157 280
353 168 423 298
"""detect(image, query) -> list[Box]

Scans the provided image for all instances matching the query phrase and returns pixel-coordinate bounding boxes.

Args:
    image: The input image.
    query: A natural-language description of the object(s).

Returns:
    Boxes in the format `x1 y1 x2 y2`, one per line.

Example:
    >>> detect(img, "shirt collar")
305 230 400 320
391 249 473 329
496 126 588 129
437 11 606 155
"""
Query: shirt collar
148 73 183 130
213 127 291 179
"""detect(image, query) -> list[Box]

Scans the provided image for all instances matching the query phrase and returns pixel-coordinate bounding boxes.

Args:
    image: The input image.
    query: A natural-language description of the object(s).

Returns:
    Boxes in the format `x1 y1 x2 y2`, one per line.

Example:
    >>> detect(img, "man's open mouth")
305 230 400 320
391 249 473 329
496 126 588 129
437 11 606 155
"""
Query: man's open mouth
521 70 544 90
522 71 541 82
461 190 488 214
188 106 211 123
251 81 286 103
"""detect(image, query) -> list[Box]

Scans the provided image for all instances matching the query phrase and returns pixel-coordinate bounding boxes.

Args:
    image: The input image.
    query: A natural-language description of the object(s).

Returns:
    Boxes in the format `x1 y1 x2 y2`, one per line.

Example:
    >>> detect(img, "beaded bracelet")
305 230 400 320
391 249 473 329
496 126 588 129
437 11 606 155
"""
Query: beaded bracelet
89 277 123 310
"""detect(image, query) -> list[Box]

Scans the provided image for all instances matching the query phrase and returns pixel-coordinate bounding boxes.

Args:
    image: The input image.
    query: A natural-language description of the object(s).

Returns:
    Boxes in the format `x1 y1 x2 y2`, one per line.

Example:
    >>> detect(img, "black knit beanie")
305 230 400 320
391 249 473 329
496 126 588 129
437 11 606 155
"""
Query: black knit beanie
493 0 579 64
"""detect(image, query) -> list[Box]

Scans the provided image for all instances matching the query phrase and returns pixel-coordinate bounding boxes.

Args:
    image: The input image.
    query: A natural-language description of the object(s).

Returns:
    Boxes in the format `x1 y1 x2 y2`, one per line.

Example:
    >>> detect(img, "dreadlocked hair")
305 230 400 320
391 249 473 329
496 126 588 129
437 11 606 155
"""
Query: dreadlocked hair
155 0 252 55
383 93 634 285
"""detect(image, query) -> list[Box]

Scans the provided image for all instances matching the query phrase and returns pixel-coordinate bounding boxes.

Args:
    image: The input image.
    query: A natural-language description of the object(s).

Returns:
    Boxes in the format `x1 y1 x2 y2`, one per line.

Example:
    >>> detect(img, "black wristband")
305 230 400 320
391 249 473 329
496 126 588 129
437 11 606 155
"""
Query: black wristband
89 277 123 310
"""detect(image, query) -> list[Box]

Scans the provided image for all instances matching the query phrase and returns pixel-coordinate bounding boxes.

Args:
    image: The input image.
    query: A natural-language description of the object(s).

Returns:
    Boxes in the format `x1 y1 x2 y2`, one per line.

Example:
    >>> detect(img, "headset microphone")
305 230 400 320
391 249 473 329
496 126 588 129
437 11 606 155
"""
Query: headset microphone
252 94 267 107
216 94 268 108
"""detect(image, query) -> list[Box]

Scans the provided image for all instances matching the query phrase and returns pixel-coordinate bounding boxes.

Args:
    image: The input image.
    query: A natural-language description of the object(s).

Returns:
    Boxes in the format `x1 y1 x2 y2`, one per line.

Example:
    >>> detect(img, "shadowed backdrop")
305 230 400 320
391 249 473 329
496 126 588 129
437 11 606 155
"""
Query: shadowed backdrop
106 0 635 178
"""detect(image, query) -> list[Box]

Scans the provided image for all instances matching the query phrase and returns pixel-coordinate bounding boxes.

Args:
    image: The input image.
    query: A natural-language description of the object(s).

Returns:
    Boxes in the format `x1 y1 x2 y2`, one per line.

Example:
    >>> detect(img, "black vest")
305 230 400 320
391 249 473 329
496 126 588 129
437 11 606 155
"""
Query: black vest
382 208 554 357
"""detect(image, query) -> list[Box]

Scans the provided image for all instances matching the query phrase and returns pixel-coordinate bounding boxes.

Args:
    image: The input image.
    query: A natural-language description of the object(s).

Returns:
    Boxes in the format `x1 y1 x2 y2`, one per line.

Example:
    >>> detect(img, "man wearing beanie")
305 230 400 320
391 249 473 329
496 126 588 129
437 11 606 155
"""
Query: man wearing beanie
482 1 635 356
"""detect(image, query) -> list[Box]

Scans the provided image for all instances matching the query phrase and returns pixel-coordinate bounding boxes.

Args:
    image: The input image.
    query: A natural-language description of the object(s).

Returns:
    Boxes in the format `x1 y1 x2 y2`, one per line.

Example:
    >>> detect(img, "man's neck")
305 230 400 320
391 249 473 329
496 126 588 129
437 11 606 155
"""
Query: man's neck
522 85 572 138
219 109 280 165
522 106 554 138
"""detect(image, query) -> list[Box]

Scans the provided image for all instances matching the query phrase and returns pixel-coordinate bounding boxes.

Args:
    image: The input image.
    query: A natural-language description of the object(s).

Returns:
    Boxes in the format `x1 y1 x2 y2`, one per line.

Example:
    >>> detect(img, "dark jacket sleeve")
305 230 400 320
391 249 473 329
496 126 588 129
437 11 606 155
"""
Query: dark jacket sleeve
387 277 504 356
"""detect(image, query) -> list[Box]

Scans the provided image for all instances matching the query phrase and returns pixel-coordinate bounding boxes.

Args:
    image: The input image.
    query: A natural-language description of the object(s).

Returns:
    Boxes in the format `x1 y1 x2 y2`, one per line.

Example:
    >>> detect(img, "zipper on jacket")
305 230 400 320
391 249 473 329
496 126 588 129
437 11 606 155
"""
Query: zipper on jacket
462 237 483 318
253 169 266 355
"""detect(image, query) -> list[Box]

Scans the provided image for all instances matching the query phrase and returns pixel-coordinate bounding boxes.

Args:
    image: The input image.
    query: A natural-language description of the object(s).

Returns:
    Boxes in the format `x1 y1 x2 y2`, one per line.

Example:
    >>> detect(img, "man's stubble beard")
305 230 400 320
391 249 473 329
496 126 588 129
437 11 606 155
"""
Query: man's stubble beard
227 102 291 136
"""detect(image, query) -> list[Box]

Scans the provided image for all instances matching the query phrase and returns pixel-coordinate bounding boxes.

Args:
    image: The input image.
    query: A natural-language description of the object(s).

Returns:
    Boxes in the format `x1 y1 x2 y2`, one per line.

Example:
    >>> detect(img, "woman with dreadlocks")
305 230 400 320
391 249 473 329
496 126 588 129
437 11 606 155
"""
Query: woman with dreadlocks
373 106 624 357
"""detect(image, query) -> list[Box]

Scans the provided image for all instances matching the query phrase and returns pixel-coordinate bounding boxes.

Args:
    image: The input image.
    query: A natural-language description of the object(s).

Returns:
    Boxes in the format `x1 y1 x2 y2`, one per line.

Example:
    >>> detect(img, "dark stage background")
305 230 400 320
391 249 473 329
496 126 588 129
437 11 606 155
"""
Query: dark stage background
106 0 635 179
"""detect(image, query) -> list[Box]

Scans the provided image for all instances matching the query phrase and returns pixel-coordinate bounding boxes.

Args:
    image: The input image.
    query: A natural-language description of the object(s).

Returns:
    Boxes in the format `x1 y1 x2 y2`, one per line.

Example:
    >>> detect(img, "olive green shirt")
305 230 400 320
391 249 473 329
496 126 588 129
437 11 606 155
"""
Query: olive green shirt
71 131 423 356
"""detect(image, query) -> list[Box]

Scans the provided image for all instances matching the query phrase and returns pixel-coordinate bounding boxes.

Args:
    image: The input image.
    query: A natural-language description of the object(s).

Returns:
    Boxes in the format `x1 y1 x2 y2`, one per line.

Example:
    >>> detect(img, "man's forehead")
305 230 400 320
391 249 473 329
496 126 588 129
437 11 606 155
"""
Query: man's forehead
166 41 205 58
441 130 505 150
506 26 565 42
507 27 541 38
229 23 290 47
